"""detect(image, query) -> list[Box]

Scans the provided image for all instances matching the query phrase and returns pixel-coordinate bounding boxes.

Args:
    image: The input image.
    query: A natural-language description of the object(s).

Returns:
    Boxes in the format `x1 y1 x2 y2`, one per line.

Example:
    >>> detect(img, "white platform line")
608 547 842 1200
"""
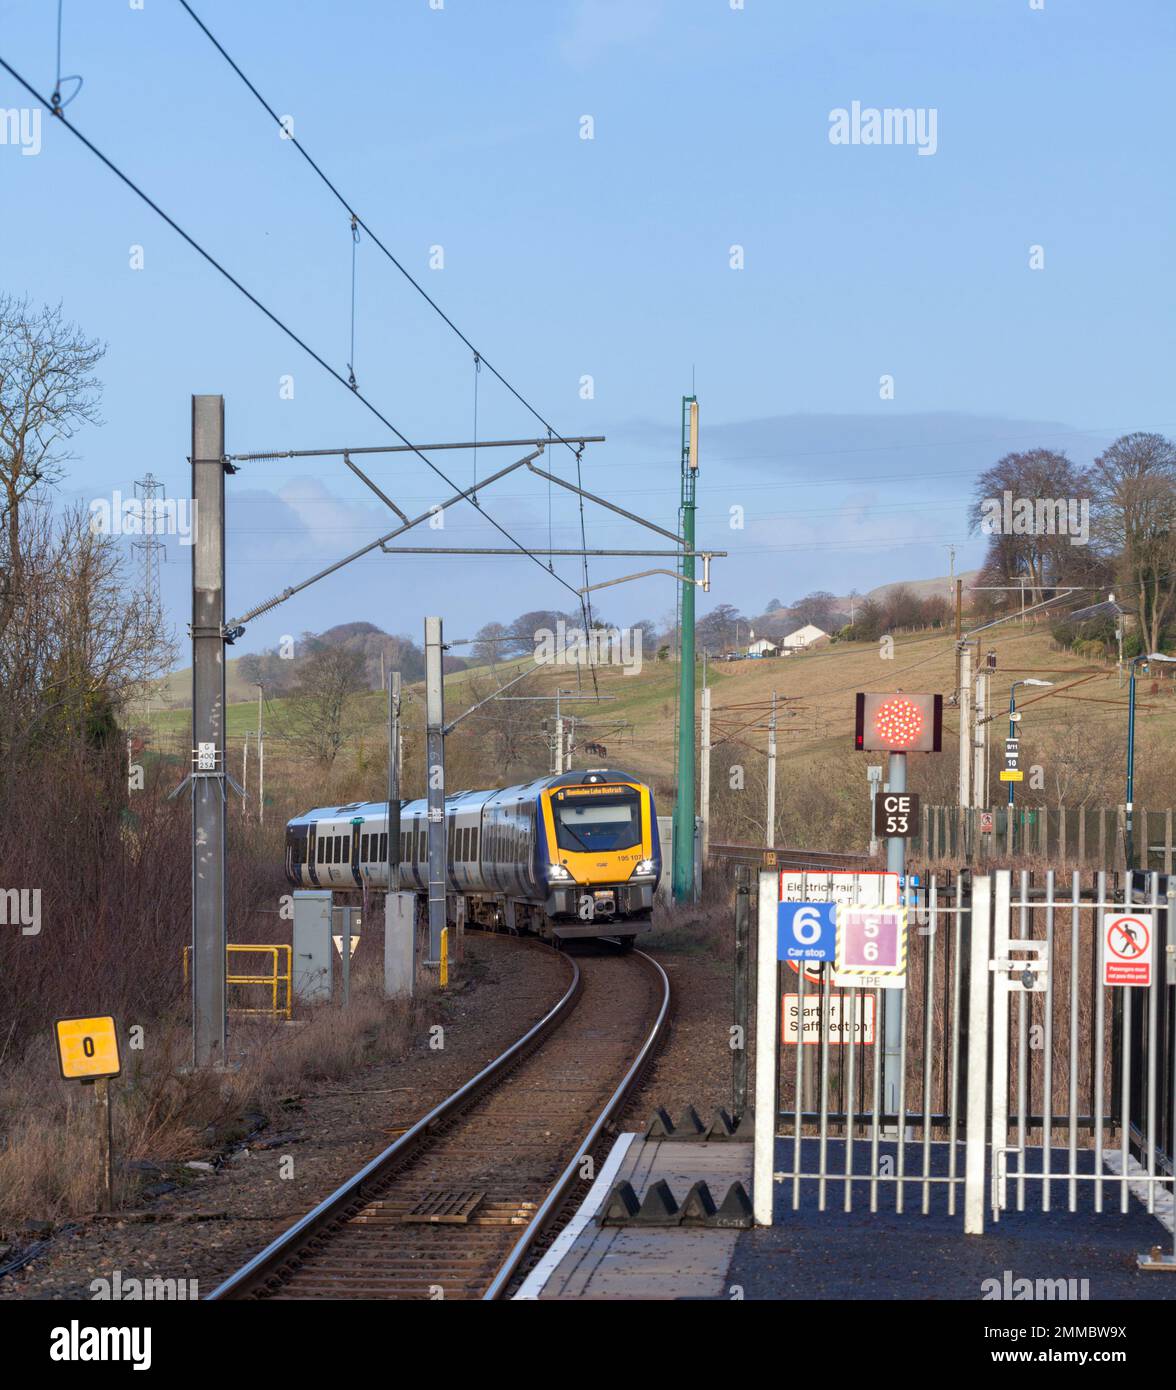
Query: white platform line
1101 1150 1175 1235
513 1132 637 1300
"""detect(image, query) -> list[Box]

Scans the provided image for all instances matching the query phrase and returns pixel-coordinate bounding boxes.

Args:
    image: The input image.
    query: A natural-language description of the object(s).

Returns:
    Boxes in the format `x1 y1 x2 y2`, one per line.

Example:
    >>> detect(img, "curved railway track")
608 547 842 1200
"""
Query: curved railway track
208 939 669 1301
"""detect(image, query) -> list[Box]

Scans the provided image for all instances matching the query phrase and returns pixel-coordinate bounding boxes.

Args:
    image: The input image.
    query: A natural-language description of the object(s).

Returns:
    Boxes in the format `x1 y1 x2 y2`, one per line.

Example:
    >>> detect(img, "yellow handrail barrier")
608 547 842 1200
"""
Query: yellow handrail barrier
440 927 449 988
182 944 293 1021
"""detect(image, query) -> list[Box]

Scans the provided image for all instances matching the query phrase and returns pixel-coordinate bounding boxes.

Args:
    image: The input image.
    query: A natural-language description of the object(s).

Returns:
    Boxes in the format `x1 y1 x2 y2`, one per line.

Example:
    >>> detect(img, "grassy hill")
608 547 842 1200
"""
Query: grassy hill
140 622 1176 806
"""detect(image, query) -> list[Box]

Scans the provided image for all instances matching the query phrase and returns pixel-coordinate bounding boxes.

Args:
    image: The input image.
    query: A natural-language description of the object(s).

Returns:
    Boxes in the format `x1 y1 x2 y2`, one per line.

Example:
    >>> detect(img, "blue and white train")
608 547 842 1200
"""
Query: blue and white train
285 768 661 947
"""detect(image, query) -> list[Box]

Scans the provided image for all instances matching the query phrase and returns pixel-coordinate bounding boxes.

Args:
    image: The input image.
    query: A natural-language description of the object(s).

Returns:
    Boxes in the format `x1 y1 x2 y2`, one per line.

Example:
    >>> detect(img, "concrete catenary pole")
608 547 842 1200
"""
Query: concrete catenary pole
424 616 446 965
384 668 413 999
388 671 401 895
766 690 777 849
958 641 972 813
190 394 227 1069
972 669 988 810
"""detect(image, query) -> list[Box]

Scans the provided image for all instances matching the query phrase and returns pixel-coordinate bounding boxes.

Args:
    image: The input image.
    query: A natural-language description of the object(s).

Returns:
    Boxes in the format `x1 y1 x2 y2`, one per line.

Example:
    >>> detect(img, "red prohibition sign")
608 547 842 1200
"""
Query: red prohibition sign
1108 917 1150 961
787 958 825 986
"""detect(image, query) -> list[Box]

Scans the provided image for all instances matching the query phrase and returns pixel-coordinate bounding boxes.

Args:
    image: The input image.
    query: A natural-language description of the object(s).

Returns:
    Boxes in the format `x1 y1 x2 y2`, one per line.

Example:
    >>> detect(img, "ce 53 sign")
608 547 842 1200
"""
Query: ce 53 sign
873 792 919 838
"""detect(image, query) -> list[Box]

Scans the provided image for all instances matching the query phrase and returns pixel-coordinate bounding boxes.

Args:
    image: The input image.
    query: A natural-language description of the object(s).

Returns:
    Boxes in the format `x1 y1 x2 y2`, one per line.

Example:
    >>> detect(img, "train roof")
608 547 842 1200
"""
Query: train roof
286 770 647 828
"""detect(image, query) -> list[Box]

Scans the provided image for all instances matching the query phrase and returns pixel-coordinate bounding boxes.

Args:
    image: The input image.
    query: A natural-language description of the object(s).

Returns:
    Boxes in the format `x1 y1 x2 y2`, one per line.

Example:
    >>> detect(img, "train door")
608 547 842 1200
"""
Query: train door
307 826 319 887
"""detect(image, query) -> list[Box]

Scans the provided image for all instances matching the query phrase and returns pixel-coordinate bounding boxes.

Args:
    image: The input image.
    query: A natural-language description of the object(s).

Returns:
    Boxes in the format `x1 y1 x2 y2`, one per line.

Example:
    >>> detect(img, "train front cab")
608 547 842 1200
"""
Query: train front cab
539 779 659 943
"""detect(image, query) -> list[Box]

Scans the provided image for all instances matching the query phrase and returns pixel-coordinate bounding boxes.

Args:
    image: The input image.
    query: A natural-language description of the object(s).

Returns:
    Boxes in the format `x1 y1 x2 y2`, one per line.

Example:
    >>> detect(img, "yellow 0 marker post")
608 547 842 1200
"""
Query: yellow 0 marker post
55 1016 121 1081
54 1017 120 1211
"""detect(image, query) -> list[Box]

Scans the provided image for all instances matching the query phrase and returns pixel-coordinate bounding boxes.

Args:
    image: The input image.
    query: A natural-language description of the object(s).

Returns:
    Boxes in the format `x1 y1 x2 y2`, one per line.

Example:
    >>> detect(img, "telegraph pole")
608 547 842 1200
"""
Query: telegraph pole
424 616 446 965
190 395 227 1069
672 396 699 903
699 681 712 865
958 641 972 835
766 690 778 848
255 683 264 826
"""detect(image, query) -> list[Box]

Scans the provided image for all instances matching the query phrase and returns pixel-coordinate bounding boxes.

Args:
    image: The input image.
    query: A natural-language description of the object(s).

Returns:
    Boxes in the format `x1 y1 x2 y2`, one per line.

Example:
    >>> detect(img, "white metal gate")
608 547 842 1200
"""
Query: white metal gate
753 867 1176 1243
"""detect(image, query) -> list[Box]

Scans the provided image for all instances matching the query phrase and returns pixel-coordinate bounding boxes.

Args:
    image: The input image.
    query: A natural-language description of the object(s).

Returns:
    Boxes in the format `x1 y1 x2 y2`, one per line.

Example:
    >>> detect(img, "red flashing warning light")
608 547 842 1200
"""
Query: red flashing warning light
855 692 943 753
873 696 924 747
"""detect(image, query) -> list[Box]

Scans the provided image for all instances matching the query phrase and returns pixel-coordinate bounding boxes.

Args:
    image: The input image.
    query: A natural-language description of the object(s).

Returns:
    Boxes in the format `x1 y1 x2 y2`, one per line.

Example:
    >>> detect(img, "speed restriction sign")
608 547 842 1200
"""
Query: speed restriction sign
1102 913 1154 988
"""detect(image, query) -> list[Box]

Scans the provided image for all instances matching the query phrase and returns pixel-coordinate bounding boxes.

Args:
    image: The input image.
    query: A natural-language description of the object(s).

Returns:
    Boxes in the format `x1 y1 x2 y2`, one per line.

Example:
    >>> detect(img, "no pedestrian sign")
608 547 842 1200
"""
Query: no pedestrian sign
1102 913 1154 988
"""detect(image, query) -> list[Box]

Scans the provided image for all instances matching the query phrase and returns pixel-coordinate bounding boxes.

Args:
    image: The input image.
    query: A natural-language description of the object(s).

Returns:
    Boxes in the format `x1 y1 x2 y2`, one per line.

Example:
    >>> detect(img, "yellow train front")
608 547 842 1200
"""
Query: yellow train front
534 771 660 947
285 768 661 949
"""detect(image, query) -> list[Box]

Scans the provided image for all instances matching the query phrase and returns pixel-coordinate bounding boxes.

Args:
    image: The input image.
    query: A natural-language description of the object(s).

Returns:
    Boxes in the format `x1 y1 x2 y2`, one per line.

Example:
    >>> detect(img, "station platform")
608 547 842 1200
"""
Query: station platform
516 1134 1176 1301
515 1134 752 1300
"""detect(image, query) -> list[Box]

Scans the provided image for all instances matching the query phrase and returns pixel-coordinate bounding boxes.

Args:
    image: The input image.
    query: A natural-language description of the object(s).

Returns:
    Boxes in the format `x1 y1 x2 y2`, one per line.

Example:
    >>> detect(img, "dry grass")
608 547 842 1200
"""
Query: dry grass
0 963 413 1229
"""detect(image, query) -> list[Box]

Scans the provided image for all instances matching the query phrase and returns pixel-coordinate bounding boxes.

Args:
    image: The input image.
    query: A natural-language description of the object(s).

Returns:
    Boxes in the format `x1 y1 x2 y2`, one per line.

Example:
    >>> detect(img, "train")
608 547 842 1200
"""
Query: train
284 768 661 948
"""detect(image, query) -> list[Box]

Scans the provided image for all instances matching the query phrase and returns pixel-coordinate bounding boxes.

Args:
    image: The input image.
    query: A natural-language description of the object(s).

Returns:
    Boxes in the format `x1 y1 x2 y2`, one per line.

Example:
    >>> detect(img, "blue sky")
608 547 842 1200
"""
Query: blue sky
2 0 1174 656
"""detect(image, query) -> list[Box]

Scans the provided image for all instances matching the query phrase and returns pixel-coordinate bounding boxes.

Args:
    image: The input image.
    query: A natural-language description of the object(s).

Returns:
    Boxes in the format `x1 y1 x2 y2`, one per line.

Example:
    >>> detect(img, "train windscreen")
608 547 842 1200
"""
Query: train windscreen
553 790 640 852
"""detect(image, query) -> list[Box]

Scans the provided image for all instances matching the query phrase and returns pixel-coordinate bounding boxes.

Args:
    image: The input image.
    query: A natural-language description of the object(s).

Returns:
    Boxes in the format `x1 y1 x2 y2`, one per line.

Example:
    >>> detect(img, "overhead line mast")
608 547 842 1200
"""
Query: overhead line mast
672 397 699 903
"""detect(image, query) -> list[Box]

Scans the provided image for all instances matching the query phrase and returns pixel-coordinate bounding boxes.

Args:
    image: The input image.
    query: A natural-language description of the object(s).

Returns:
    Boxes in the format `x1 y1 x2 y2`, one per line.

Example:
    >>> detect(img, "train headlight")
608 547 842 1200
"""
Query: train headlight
548 863 572 881
632 859 656 878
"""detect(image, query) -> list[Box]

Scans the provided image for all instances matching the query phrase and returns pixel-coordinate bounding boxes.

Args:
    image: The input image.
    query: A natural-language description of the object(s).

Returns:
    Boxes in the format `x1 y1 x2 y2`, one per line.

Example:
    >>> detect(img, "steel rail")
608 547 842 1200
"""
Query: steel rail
206 939 581 1300
483 949 671 1300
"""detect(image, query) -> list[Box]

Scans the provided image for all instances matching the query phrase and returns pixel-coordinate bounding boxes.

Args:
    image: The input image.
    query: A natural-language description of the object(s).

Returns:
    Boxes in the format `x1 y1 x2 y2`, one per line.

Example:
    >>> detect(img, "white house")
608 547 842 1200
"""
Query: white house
780 623 828 651
747 638 778 656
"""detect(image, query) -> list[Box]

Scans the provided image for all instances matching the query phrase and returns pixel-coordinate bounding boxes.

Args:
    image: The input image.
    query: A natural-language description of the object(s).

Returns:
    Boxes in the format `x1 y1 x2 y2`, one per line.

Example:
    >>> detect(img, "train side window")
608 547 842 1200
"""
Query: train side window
324 837 333 864
378 833 386 861
316 837 323 864
471 827 479 863
337 835 345 862
361 833 369 861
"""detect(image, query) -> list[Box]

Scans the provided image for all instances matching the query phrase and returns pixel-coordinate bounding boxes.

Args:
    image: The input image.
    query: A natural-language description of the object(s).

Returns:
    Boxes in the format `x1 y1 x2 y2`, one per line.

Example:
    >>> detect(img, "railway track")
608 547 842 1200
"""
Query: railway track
208 939 669 1301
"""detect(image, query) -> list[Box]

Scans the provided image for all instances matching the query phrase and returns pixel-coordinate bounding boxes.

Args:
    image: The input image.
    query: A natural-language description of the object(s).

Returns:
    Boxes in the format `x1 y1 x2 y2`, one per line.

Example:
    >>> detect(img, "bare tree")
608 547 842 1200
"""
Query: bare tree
277 641 368 766
472 620 510 669
1089 433 1176 656
0 501 166 764
0 297 104 637
970 449 1092 603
